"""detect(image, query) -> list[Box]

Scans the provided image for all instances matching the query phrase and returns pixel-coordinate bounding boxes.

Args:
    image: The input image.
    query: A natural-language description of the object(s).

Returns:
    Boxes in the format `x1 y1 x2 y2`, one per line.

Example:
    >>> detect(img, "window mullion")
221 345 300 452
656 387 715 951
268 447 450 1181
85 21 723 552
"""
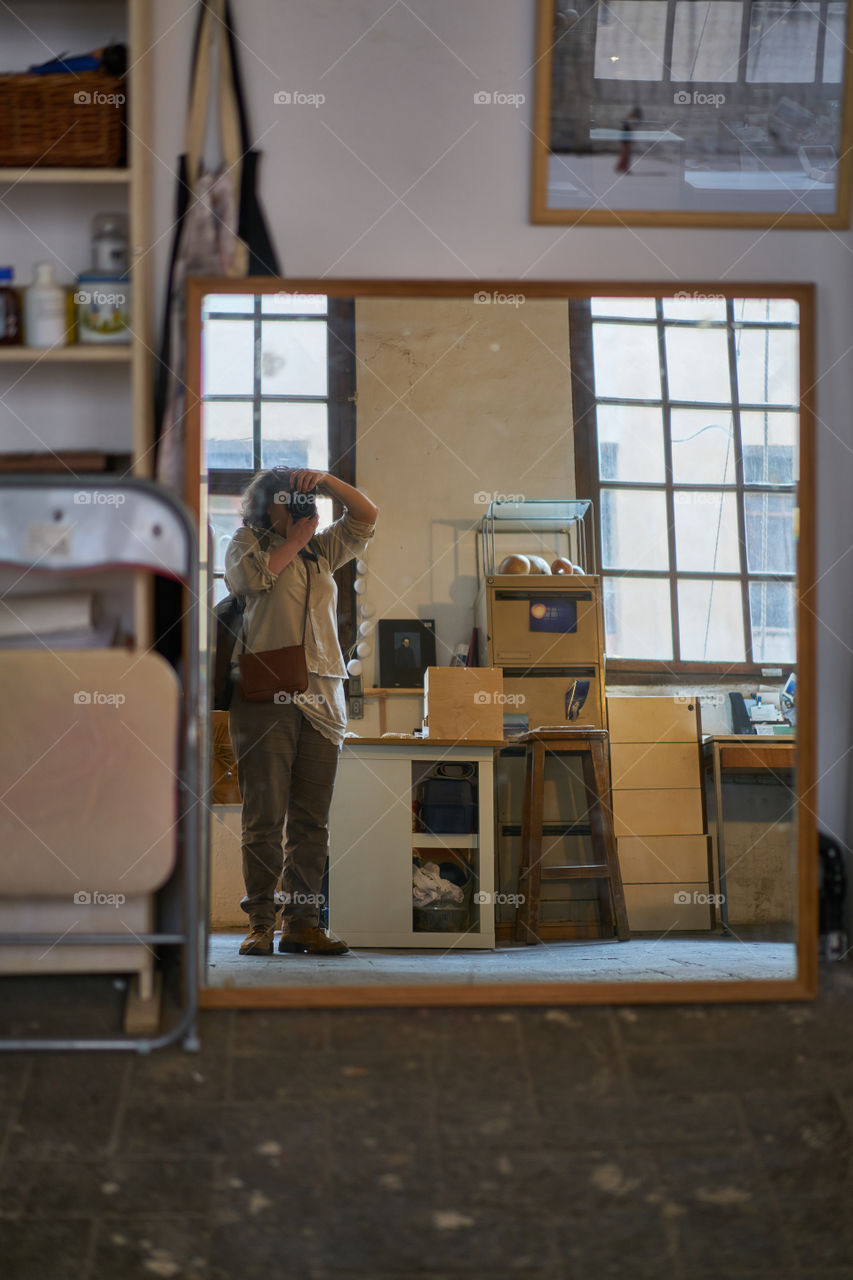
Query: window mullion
657 300 680 662
253 297 262 472
727 299 753 662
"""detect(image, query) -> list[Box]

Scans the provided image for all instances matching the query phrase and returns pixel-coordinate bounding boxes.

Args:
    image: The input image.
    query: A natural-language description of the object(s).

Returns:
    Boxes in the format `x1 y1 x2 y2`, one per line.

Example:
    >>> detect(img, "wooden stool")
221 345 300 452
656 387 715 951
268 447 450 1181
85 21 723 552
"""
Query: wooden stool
514 729 630 944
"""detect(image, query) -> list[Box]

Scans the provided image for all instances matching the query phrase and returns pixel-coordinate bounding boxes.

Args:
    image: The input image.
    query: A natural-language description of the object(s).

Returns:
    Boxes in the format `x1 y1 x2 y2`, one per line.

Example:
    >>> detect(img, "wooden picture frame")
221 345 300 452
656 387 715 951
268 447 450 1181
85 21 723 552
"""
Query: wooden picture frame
378 618 437 688
531 0 853 228
185 277 817 1010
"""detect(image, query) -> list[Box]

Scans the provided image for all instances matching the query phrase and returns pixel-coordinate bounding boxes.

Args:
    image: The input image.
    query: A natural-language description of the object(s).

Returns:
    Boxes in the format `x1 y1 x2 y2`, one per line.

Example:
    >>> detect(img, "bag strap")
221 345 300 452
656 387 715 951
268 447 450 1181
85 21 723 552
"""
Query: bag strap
240 528 312 652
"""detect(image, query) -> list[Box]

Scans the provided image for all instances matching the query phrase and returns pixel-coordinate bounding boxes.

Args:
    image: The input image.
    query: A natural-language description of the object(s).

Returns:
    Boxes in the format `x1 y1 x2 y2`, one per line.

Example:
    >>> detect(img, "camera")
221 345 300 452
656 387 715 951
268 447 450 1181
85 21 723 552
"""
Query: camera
290 488 317 521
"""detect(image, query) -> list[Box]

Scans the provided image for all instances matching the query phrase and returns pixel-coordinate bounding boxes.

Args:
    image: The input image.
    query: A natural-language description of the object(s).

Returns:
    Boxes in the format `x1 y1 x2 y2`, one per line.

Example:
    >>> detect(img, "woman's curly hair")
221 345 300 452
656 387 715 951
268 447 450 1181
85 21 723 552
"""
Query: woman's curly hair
240 467 297 530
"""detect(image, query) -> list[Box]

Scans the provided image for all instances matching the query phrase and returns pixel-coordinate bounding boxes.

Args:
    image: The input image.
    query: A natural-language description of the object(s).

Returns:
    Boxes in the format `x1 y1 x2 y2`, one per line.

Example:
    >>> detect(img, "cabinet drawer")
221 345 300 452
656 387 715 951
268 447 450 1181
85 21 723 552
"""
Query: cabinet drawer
488 585 601 667
624 883 713 932
618 835 710 884
612 789 704 837
607 696 699 744
610 742 700 791
501 669 605 730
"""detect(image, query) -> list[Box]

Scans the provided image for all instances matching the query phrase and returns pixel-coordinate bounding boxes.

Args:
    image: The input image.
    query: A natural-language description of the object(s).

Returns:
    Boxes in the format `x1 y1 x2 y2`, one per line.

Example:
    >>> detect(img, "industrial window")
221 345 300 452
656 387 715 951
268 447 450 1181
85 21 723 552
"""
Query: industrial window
201 292 357 644
570 295 798 671
592 0 844 85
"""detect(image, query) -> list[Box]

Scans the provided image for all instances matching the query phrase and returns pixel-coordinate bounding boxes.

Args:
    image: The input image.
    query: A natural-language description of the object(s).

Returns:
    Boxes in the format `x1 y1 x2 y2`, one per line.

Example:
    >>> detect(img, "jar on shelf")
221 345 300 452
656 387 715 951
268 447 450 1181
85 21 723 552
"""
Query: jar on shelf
0 268 22 345
74 272 132 344
91 213 129 275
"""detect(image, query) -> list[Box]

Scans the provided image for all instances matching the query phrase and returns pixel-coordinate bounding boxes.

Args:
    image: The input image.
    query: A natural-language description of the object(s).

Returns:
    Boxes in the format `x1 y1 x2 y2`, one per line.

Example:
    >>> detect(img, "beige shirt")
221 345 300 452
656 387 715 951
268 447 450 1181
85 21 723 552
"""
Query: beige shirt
225 511 375 745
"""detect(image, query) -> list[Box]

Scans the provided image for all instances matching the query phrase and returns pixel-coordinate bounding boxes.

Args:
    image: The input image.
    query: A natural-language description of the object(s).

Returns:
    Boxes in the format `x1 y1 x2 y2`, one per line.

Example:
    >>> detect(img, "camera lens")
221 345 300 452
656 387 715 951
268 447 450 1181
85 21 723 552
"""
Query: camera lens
290 489 317 520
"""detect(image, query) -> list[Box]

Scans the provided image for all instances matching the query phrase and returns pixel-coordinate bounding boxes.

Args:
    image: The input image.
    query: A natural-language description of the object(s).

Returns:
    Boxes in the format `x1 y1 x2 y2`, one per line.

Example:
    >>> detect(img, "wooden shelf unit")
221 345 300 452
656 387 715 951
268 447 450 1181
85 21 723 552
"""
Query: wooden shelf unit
0 0 153 644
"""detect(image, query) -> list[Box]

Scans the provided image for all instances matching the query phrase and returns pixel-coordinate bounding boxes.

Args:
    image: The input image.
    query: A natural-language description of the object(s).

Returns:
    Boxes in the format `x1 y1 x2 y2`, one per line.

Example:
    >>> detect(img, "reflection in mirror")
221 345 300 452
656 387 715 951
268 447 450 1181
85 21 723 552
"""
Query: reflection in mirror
192 284 810 1003
533 0 853 224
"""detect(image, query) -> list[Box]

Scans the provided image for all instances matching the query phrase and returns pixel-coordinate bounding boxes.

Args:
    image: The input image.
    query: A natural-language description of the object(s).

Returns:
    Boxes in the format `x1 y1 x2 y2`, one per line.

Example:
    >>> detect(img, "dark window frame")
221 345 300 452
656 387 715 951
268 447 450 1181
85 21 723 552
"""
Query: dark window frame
570 296 798 677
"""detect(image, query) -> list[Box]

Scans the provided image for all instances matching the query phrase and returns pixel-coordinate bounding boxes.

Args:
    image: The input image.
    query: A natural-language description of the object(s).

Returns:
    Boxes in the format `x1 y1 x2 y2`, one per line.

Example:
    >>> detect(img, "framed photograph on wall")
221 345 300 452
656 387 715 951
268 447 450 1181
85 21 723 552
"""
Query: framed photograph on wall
378 619 437 688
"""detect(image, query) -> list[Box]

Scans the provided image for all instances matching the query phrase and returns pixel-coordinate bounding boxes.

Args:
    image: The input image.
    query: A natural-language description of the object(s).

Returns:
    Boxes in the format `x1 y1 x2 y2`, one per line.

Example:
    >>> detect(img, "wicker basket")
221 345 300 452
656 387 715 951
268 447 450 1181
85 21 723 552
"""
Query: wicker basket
0 72 126 167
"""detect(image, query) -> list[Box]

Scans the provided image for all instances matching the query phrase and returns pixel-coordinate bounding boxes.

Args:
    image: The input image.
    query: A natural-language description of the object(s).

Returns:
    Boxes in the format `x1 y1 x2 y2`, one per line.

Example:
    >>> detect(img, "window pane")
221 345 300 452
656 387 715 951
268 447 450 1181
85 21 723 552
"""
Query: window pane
736 329 798 406
591 297 657 319
746 0 818 82
260 321 328 396
601 489 670 570
671 2 742 83
262 292 328 315
744 492 796 573
665 327 731 403
662 296 727 323
740 411 798 485
675 491 741 572
823 2 846 82
603 577 673 659
678 579 745 661
593 323 661 399
594 1 668 80
203 319 255 396
670 408 736 485
734 299 799 325
750 581 796 662
597 404 666 482
260 402 329 471
203 294 254 315
203 401 253 470
208 494 243 575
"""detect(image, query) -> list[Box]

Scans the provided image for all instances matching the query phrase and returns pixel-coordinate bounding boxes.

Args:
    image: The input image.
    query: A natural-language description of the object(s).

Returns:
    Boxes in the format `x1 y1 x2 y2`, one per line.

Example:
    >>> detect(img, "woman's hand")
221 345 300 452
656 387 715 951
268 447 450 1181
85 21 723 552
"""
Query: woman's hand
290 469 328 494
291 512 319 548
290 469 379 526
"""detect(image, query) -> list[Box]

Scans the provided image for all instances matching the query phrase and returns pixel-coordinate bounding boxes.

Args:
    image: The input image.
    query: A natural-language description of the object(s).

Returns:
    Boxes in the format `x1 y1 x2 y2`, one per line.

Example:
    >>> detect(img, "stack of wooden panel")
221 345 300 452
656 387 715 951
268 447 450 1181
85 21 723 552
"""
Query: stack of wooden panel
607 696 713 932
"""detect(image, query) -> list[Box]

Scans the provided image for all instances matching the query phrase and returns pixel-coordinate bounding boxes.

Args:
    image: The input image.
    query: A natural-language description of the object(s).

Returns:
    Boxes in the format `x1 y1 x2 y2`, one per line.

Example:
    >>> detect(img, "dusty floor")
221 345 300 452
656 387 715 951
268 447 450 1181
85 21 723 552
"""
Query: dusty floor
1 963 852 1278
206 932 798 987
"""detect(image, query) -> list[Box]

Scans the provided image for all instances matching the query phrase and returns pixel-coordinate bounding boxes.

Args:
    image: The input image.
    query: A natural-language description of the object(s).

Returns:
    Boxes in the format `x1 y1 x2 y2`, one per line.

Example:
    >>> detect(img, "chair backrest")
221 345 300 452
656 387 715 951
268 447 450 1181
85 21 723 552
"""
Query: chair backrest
0 649 179 897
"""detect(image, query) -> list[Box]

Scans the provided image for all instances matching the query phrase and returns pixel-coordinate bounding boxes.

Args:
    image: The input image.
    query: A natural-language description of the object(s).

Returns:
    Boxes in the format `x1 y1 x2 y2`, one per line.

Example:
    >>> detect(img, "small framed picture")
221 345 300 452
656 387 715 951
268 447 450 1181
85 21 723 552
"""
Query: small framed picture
378 619 437 688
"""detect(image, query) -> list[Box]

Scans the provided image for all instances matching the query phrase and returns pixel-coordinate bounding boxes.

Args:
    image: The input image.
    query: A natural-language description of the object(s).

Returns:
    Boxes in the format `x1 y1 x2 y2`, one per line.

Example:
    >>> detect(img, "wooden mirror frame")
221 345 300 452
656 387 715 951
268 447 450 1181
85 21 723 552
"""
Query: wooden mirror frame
185 277 816 1009
530 0 853 228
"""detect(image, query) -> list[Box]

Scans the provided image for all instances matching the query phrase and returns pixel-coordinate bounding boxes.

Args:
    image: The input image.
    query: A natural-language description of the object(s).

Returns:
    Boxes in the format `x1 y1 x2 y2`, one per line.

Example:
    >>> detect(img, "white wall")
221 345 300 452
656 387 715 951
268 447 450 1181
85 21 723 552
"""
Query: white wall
149 0 853 843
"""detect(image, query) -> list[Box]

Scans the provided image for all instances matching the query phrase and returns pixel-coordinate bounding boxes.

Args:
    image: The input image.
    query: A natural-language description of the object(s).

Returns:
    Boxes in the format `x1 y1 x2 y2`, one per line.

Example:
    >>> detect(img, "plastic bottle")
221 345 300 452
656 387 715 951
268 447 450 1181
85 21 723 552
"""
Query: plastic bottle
24 263 67 348
0 268 21 345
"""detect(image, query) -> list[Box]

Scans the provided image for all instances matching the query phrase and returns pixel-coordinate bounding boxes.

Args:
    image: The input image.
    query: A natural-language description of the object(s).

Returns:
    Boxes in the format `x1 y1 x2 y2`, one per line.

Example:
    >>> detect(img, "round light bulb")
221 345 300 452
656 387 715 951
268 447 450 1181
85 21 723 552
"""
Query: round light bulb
358 620 375 637
356 641 371 658
356 559 368 575
346 658 363 677
353 578 366 594
358 602 376 618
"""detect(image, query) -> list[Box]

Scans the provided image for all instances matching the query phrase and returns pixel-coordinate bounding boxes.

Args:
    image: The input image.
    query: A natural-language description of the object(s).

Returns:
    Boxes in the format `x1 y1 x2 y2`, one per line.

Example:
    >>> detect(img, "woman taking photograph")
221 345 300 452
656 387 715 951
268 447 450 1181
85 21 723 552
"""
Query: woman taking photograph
225 466 378 957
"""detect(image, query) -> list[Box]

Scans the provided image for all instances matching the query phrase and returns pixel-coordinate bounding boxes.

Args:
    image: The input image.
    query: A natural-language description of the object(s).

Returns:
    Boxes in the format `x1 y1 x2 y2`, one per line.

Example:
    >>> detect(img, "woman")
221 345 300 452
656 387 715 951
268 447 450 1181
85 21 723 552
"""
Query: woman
225 466 379 956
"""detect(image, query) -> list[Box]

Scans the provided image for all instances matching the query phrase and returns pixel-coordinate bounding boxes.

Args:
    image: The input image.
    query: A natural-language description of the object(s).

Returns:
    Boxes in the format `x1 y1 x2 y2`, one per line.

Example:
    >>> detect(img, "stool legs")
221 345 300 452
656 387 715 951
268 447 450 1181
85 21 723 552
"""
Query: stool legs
515 740 545 944
582 740 630 942
516 737 630 944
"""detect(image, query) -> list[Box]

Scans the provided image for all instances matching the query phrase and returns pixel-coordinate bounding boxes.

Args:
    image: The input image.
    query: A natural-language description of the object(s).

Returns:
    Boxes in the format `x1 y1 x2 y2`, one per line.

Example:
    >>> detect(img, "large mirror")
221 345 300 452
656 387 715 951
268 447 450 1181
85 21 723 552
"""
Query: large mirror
531 0 853 225
185 278 815 1008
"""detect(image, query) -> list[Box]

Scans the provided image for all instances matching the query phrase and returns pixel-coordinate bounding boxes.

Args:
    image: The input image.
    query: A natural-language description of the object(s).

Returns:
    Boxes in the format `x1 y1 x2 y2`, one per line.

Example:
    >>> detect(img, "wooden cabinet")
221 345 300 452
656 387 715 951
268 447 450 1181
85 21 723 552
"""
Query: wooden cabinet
607 697 713 932
328 740 496 948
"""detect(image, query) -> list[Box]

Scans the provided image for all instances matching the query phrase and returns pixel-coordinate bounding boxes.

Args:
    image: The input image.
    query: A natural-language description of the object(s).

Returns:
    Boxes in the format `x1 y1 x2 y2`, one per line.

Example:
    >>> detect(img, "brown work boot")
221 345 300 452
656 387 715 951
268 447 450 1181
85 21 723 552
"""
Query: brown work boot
278 919 349 955
239 923 275 956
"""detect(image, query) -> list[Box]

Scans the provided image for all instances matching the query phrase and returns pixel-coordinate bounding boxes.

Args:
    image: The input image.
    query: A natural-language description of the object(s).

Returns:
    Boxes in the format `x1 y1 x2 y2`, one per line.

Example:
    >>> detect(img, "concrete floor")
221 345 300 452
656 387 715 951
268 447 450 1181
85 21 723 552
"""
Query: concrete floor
2 963 852 1278
207 933 798 988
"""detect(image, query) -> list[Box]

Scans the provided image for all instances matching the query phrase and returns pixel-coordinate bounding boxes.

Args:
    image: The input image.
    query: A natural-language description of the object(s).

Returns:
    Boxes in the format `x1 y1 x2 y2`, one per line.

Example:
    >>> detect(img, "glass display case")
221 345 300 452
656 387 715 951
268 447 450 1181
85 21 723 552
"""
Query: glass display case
476 499 597 582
